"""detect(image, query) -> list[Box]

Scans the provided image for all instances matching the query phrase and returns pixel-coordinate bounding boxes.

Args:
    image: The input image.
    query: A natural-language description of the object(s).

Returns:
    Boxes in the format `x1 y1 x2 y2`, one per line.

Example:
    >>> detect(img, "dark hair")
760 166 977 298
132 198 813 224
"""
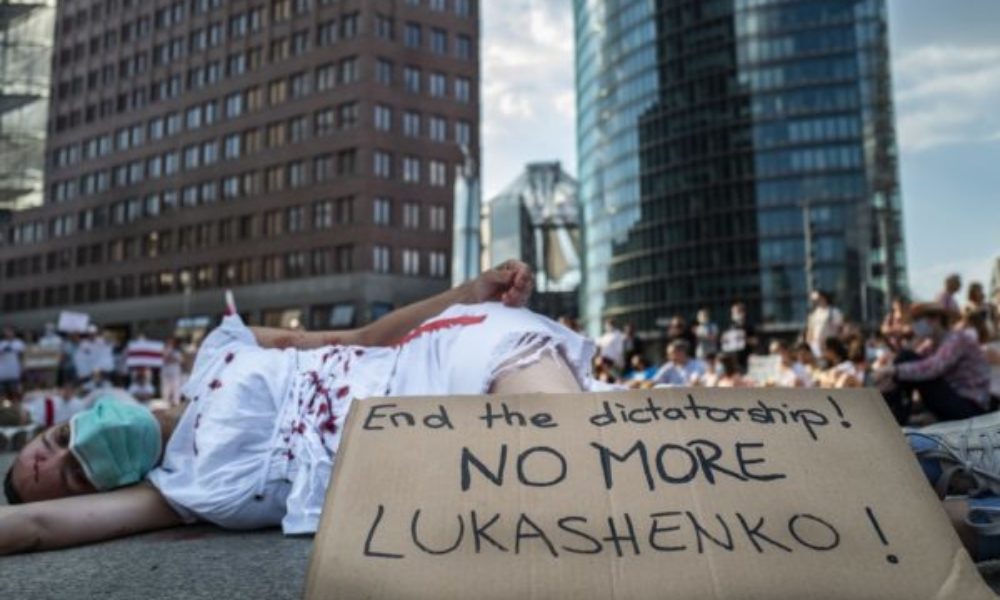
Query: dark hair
824 337 849 363
4 466 22 505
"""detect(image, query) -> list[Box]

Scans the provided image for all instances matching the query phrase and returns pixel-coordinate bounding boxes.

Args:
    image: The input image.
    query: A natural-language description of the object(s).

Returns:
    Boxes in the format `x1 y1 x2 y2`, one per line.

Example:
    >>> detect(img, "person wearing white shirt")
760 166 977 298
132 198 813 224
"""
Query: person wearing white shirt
806 290 844 358
0 327 26 397
597 319 626 370
652 340 706 386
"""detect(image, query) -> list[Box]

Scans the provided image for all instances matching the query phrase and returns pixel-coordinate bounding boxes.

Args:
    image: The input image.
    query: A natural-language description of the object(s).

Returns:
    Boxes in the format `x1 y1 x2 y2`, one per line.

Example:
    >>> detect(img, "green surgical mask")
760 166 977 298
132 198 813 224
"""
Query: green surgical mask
70 397 162 491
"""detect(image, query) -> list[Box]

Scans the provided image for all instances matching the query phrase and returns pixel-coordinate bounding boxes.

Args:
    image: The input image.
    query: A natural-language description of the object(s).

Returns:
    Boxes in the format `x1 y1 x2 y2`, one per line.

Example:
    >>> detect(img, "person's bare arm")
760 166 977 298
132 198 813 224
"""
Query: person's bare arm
249 260 534 349
0 482 183 555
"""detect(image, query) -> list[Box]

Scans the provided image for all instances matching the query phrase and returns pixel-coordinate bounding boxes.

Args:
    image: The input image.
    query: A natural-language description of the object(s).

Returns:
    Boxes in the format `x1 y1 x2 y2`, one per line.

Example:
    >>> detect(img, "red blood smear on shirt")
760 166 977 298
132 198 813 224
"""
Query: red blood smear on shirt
208 379 222 390
395 314 487 346
337 386 350 399
224 352 235 364
322 416 339 434
317 404 329 416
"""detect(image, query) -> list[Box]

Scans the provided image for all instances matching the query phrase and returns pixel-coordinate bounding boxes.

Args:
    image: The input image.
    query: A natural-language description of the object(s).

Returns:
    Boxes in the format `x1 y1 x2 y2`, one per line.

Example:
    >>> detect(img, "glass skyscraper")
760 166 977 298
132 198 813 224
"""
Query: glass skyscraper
575 0 906 337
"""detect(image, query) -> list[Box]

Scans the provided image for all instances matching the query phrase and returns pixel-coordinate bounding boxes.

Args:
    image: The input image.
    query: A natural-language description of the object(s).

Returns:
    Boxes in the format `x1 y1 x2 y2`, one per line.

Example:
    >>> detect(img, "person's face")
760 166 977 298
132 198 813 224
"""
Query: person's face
10 423 96 503
947 277 961 293
670 348 687 365
971 287 984 303
731 306 745 322
669 318 684 332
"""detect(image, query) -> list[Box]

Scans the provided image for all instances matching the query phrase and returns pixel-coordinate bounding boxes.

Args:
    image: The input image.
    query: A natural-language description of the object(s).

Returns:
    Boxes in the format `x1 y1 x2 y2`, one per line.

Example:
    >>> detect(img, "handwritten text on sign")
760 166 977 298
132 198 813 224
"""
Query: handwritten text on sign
308 389 992 600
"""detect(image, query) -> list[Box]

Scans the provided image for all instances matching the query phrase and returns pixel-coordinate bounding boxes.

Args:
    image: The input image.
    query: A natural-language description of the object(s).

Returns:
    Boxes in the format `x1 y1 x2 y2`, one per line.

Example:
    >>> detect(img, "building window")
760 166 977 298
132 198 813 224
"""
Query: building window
375 14 393 40
455 77 471 103
402 156 421 183
402 249 420 276
289 161 308 188
373 197 391 225
224 134 241 159
402 202 420 229
373 245 391 274
455 120 471 146
403 67 420 93
403 23 421 48
429 205 447 231
376 58 393 85
314 199 334 228
374 104 392 131
429 251 448 277
429 73 447 97
429 160 447 187
373 151 392 179
403 111 421 137
429 116 447 141
456 34 472 60
430 28 447 54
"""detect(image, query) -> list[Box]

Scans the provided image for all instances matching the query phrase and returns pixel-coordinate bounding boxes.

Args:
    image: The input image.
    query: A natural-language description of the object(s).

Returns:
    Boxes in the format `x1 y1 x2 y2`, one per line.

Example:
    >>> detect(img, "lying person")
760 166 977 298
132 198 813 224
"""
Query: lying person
0 260 597 554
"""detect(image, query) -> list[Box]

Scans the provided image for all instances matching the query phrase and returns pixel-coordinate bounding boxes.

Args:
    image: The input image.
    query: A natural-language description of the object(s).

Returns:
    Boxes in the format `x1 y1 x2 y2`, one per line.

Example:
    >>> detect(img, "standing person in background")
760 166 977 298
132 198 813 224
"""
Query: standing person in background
805 290 844 358
693 308 719 360
964 282 997 342
721 301 756 372
665 315 697 351
937 274 962 315
882 296 913 352
597 318 625 371
37 324 63 352
127 367 157 403
72 329 96 385
160 338 184 406
91 329 116 381
0 327 26 398
622 323 644 368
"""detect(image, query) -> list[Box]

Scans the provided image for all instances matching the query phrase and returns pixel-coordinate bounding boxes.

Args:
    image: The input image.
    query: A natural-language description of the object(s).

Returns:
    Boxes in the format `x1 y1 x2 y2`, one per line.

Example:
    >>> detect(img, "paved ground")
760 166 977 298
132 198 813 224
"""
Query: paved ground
0 452 312 599
4 450 1000 598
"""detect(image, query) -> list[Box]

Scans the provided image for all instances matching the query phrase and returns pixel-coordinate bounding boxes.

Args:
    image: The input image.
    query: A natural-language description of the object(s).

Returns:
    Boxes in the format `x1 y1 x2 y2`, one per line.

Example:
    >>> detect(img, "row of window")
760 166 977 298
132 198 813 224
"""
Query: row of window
2 247 450 312
5 182 450 251
54 20 473 135
52 57 472 168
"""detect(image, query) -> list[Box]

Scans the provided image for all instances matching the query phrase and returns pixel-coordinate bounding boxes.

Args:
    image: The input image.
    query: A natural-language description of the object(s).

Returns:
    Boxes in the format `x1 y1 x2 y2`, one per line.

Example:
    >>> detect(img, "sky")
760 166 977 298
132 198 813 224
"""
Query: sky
480 0 1000 302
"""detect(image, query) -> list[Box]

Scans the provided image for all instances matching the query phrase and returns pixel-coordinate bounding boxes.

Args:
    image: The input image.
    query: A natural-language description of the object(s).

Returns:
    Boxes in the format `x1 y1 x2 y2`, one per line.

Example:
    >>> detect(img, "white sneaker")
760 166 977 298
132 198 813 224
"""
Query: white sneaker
906 412 1000 498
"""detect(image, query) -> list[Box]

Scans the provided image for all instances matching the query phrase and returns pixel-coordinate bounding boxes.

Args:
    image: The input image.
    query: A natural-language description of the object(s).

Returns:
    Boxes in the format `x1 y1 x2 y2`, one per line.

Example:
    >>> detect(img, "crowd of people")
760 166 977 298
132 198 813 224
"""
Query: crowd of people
1 272 998 437
0 323 190 435
589 274 1000 426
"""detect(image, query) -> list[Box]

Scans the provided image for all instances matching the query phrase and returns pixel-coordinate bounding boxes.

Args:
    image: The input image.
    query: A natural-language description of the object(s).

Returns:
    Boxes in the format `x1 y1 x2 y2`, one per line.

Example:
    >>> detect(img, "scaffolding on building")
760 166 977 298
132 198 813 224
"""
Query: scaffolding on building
0 0 53 218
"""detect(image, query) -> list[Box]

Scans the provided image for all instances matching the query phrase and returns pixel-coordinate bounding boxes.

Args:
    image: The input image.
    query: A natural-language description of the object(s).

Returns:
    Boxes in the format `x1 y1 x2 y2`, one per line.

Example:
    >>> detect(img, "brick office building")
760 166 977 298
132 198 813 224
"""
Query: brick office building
0 0 479 335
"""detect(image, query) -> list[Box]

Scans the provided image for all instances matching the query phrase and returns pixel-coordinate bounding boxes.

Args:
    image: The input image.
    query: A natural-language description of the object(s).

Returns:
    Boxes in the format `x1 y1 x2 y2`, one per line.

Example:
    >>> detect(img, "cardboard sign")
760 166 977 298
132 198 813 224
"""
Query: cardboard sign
305 389 994 599
747 355 782 385
57 311 90 333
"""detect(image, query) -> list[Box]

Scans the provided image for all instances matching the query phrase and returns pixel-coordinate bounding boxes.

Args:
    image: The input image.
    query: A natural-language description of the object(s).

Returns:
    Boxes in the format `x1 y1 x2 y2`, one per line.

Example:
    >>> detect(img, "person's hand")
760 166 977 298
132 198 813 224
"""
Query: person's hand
469 260 534 307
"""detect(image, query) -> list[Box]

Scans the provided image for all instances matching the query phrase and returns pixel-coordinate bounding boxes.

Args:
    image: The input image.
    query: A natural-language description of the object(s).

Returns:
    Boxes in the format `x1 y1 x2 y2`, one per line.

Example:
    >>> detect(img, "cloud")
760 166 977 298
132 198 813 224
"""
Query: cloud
894 45 1000 152
482 0 576 198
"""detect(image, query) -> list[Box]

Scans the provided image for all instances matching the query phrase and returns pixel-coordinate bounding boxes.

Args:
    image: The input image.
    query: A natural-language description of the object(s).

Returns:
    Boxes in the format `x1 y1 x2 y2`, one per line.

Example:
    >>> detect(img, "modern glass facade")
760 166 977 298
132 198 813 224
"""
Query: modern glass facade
575 0 906 336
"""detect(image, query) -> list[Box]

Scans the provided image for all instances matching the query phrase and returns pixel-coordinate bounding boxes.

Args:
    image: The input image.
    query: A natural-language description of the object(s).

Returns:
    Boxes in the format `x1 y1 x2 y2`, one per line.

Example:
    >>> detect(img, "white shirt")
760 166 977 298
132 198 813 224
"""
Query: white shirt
597 329 625 369
0 338 26 381
808 306 843 355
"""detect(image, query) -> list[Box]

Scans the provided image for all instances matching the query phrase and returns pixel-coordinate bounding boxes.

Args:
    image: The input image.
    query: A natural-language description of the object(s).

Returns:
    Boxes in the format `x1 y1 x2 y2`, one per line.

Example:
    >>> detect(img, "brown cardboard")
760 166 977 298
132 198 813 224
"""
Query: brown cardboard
305 389 996 599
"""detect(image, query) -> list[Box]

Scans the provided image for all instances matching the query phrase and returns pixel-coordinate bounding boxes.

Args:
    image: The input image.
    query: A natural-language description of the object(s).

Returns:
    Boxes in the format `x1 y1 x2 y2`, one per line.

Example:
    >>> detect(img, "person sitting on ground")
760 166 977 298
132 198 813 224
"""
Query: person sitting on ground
815 337 860 389
0 261 610 555
714 354 751 388
769 341 812 388
875 303 989 425
126 368 157 403
624 354 657 388
794 341 820 381
651 340 705 387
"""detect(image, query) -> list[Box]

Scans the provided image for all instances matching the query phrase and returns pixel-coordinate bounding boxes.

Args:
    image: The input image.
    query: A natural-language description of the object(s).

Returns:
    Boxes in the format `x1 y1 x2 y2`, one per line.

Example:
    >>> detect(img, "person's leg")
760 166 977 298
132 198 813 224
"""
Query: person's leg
490 353 583 395
915 378 985 422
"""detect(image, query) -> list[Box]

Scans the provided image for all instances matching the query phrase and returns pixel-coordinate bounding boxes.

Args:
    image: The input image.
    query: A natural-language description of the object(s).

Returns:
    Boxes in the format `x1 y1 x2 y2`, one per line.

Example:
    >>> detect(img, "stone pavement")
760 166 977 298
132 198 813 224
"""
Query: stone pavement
3 450 1000 598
